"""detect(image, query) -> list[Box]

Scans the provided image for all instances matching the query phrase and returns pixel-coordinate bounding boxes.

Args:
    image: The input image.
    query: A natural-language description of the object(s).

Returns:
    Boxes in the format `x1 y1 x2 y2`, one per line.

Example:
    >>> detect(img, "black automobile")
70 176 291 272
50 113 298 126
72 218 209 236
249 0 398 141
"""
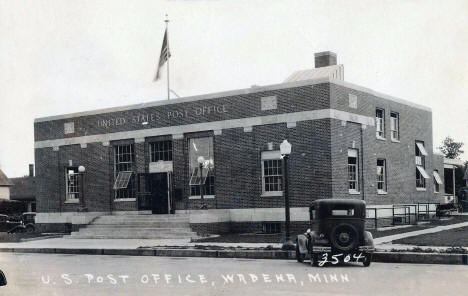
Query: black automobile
0 213 35 234
295 199 374 267
459 187 468 213
0 214 21 233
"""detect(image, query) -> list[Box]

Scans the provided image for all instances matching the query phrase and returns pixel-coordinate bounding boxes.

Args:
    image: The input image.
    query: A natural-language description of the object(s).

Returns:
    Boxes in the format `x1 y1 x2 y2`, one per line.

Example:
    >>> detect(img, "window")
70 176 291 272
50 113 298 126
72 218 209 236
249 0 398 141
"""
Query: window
261 150 283 196
376 108 385 139
415 141 428 189
262 222 281 234
390 112 399 141
349 94 357 109
348 149 359 193
377 159 387 193
189 137 215 196
433 170 443 193
65 167 80 200
150 140 172 162
332 209 354 216
114 144 135 199
263 159 283 192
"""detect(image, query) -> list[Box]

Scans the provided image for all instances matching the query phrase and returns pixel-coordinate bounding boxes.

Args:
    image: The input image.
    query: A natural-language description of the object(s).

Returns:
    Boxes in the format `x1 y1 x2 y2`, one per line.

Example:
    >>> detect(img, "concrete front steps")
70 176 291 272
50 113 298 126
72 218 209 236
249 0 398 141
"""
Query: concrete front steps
69 214 199 239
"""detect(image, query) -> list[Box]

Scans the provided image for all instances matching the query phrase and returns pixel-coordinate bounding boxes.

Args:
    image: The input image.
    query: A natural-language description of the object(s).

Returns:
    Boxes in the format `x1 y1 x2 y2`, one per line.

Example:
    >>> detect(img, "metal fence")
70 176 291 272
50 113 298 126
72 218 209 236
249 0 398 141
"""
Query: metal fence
366 202 440 229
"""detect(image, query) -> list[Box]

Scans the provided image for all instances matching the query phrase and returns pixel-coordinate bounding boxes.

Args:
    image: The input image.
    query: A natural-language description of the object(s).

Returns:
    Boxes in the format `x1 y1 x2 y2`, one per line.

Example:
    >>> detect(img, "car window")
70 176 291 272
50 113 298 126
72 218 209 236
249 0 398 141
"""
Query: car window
331 209 354 216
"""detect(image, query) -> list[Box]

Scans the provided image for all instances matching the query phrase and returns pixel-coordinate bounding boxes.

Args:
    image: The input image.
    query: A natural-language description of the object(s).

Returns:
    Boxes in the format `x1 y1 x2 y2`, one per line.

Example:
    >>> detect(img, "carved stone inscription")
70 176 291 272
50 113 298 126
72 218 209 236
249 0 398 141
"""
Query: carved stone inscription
97 104 228 128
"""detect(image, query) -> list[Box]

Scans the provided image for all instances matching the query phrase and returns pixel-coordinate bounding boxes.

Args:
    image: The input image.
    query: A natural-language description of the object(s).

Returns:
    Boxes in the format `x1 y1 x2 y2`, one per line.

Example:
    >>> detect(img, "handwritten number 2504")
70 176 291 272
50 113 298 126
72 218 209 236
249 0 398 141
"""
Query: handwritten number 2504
318 253 365 266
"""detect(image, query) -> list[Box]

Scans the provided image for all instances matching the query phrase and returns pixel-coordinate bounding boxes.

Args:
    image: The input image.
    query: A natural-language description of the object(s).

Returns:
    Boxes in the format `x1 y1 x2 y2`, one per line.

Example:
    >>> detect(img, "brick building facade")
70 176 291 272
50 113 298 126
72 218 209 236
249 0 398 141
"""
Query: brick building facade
34 52 445 233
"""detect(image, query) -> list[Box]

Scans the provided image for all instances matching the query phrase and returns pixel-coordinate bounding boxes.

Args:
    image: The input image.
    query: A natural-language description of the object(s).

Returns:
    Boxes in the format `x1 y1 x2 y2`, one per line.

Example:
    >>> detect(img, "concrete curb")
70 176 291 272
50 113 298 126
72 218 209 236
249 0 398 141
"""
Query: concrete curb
0 248 467 265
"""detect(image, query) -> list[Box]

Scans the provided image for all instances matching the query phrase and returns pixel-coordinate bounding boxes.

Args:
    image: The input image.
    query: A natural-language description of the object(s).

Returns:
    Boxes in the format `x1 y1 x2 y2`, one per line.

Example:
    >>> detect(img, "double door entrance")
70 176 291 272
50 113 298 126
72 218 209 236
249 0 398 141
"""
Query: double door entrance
139 172 172 214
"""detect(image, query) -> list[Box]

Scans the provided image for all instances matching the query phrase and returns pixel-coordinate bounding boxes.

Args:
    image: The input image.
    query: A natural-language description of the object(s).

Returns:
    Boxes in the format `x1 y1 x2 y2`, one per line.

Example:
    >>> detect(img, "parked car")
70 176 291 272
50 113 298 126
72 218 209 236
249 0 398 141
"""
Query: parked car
0 213 35 234
458 187 468 213
0 269 6 286
296 199 374 267
21 212 36 225
0 214 21 232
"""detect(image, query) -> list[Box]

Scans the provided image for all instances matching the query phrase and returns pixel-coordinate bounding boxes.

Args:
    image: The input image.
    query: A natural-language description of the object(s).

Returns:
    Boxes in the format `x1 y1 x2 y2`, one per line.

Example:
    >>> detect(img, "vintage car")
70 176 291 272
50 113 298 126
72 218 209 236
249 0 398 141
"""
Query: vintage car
296 199 374 267
0 213 35 234
0 214 21 233
0 269 6 286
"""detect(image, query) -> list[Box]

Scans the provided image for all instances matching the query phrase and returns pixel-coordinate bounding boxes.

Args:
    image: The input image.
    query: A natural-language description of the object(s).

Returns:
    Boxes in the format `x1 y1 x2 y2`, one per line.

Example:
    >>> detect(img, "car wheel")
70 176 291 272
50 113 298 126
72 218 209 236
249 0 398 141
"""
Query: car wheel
296 243 304 263
25 225 35 233
330 223 359 252
363 254 372 267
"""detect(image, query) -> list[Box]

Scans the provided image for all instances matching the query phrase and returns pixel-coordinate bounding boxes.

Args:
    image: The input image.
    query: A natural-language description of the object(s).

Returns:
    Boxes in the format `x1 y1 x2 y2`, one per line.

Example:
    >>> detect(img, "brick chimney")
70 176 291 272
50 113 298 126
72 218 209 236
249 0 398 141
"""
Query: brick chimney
315 51 337 68
29 164 34 177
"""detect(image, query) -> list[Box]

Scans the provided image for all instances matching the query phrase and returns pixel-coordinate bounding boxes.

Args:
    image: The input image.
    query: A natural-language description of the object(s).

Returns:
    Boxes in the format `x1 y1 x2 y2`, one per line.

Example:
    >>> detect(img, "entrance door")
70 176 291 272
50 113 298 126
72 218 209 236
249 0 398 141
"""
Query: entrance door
149 173 169 214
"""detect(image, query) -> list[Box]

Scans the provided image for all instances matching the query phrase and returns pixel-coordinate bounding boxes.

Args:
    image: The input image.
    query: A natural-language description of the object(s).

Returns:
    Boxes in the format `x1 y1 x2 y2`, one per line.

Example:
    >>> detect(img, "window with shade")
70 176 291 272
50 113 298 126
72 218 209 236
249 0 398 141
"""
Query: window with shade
188 137 215 197
376 108 385 139
261 150 283 196
390 112 400 141
433 170 443 193
65 167 81 201
415 141 429 189
377 159 387 193
114 144 135 199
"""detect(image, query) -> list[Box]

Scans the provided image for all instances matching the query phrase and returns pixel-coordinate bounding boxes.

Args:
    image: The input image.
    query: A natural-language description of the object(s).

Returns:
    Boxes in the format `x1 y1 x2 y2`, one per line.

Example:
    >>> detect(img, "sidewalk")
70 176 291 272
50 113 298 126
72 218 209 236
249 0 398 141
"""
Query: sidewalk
1 220 467 251
0 237 282 250
374 221 468 244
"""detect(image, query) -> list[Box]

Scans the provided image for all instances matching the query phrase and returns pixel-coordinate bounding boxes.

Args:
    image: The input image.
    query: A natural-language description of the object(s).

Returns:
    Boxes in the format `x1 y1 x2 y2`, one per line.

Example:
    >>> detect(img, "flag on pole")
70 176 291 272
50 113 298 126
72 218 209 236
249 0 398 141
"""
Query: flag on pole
154 28 171 81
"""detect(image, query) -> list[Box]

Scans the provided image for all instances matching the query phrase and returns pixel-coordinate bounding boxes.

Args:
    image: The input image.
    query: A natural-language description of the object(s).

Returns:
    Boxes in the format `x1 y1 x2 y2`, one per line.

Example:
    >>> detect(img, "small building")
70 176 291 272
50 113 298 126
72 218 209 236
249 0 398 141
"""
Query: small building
34 52 446 234
0 169 13 200
10 164 36 212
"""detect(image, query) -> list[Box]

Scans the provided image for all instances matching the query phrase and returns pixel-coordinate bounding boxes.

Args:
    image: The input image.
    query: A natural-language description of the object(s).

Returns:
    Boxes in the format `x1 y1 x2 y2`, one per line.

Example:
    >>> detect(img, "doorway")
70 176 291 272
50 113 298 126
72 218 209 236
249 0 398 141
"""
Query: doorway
149 173 171 214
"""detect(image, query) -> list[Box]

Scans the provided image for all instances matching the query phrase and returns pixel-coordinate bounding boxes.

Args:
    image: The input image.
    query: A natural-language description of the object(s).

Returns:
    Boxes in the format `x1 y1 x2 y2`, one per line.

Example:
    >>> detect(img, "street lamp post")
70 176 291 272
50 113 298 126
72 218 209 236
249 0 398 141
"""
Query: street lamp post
78 165 86 210
197 156 207 209
280 140 294 250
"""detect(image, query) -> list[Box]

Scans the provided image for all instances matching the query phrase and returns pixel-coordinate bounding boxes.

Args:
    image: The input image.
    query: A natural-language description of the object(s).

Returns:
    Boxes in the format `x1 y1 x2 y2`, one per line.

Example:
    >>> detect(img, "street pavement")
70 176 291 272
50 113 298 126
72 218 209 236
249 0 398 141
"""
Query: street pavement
0 253 467 296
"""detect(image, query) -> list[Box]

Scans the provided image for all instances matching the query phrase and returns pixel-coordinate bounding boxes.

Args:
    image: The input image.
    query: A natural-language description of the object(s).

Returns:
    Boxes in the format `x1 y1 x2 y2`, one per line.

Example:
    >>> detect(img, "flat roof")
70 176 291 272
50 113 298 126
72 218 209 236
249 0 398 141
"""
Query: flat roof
34 77 431 123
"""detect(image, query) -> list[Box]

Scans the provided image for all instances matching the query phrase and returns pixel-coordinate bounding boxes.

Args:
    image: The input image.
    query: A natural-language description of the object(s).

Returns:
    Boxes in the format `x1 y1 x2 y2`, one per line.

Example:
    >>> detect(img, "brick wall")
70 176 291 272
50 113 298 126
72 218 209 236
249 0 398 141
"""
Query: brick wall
34 80 443 220
330 84 442 205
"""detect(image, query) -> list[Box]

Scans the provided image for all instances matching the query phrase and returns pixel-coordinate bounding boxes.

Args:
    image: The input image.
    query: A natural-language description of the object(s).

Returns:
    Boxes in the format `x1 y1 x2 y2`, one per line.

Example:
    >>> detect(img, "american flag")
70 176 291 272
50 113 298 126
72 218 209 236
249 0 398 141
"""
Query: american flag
154 28 171 81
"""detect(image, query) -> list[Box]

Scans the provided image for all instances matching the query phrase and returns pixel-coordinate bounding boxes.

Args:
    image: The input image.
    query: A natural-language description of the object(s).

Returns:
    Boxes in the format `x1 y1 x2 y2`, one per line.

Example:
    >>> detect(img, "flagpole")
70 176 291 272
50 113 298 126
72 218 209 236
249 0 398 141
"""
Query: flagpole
165 14 170 100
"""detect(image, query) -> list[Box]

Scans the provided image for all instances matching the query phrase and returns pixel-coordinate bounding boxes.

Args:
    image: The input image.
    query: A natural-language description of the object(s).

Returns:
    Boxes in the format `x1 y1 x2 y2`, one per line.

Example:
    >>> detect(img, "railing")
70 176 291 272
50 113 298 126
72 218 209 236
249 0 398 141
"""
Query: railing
417 202 439 221
366 203 440 229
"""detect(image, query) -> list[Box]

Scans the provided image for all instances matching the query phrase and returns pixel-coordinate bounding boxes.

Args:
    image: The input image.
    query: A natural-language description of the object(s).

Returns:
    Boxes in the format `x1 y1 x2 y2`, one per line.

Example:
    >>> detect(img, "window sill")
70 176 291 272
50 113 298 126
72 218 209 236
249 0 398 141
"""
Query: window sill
114 198 136 202
189 195 215 200
261 191 283 197
416 188 426 192
348 190 361 195
64 199 80 204
376 137 386 141
377 191 388 195
391 138 400 143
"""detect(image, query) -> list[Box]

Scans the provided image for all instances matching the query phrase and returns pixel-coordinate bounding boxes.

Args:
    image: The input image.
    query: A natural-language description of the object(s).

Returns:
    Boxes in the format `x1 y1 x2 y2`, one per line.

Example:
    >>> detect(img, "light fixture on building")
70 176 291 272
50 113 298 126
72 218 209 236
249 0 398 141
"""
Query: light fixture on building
78 165 86 173
280 139 292 156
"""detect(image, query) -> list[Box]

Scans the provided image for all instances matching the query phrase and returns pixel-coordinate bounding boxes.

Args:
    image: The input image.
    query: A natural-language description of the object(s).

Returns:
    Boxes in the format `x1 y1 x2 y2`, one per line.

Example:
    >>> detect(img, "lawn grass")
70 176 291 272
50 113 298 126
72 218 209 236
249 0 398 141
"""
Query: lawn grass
392 226 468 246
193 215 468 244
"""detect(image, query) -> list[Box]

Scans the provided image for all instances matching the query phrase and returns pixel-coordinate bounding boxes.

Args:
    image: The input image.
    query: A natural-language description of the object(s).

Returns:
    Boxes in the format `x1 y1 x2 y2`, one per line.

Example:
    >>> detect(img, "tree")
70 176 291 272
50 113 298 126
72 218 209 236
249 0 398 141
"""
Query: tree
439 137 464 159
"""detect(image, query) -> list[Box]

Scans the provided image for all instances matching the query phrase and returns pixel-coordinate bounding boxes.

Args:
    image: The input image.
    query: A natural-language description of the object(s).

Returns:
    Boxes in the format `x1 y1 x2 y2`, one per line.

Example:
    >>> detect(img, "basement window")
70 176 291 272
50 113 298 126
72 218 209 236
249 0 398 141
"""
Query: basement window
262 222 281 234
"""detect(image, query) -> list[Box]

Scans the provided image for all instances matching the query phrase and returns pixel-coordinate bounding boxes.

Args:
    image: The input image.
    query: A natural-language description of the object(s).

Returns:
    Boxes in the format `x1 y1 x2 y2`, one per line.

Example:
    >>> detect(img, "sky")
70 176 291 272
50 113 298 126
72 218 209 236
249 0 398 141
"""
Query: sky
0 0 467 177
